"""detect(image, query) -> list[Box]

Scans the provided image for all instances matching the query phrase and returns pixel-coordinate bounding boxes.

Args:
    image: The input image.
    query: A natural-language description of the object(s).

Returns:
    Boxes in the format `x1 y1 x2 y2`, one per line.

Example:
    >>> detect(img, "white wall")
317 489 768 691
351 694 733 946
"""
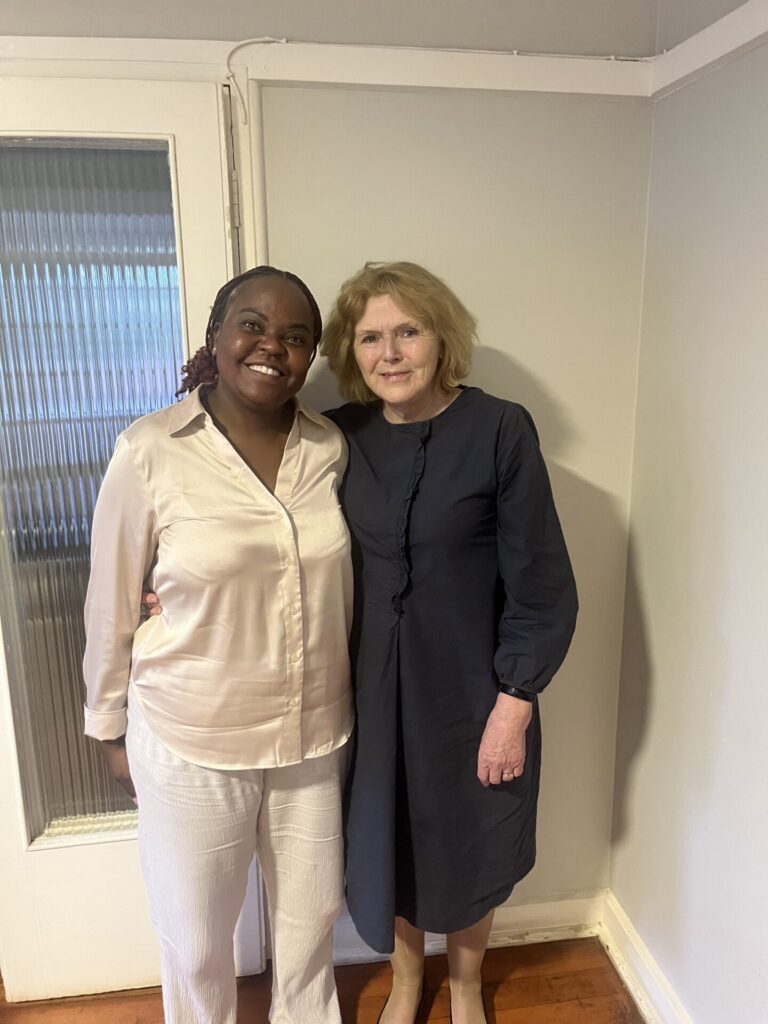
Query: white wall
656 0 748 52
612 42 768 1024
262 83 652 906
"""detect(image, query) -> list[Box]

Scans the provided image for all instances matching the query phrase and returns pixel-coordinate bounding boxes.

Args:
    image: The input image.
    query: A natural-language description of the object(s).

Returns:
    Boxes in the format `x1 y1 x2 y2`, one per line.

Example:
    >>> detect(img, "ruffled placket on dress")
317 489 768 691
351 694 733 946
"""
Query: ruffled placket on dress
391 420 431 618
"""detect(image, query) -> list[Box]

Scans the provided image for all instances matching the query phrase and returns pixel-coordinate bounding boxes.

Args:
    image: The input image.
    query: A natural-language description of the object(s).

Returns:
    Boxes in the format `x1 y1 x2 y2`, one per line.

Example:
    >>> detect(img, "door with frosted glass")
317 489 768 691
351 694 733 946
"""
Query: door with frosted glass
0 140 184 839
0 79 264 1001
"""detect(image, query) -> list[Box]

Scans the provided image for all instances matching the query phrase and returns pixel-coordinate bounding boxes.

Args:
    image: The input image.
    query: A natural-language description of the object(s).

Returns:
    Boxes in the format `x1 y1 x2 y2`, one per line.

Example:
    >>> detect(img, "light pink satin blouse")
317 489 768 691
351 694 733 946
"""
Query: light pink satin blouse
83 388 353 769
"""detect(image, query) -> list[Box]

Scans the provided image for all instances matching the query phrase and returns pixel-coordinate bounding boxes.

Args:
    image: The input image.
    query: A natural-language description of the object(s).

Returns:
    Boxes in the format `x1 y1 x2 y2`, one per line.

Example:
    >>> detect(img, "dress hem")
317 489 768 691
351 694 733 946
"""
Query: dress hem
348 854 536 955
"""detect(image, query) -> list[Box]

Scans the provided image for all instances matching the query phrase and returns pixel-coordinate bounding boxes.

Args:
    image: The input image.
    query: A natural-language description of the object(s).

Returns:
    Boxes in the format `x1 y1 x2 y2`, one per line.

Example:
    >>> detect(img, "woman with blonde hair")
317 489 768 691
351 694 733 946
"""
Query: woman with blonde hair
323 262 577 1024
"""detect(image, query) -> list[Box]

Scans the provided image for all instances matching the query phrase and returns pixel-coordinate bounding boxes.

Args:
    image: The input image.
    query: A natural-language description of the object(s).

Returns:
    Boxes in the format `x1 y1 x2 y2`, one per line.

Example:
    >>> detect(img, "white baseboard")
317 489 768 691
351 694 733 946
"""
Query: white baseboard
332 890 605 965
489 891 604 948
598 891 693 1024
334 888 693 1024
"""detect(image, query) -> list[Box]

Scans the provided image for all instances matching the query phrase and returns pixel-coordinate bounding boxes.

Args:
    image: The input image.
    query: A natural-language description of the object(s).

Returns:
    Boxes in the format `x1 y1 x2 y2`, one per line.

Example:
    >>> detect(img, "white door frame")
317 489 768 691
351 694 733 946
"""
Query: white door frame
0 76 265 1001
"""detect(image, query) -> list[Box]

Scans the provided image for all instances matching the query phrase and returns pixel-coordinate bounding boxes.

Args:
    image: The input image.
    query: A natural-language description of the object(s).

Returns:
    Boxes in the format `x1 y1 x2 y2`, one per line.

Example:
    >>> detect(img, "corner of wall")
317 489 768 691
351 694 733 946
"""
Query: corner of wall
606 94 657 894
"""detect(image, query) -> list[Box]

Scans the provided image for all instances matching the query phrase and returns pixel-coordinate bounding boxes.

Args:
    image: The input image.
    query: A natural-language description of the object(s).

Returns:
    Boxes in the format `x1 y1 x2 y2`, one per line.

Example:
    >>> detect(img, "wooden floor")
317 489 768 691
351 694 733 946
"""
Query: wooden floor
0 938 643 1022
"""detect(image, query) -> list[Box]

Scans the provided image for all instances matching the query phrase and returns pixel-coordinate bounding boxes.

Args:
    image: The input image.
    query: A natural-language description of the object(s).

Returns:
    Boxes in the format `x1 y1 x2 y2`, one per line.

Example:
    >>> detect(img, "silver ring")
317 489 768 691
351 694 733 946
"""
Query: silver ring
502 771 515 780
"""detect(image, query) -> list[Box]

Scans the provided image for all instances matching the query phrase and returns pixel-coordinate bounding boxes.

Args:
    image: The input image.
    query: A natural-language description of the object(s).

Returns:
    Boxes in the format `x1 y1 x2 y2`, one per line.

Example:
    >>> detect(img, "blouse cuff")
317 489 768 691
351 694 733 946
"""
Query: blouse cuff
497 683 538 702
84 704 128 740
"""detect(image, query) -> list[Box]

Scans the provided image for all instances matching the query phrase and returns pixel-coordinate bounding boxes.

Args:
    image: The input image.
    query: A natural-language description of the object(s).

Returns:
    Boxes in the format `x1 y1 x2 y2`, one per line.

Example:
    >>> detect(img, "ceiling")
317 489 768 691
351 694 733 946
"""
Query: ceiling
0 0 748 58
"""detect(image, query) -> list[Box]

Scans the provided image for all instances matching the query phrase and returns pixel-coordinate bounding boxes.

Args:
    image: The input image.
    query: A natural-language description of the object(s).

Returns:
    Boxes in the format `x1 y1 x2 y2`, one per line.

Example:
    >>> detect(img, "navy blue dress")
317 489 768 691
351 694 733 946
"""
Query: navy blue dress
327 387 577 954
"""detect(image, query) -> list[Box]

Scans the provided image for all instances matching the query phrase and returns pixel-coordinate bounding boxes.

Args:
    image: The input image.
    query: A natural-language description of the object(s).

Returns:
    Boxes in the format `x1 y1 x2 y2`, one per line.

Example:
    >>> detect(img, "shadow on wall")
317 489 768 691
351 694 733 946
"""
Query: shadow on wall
470 345 576 462
611 543 651 844
471 348 652 882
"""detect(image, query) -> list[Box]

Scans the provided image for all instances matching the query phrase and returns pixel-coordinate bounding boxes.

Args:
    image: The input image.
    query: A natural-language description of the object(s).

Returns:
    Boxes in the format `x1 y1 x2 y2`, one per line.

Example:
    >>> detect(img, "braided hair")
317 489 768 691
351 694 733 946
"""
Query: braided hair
176 266 323 396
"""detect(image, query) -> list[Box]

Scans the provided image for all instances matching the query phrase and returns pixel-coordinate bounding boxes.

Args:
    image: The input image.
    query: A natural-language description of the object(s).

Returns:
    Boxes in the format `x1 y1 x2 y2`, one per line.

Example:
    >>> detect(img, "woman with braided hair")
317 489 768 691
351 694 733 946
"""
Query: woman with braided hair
83 267 353 1024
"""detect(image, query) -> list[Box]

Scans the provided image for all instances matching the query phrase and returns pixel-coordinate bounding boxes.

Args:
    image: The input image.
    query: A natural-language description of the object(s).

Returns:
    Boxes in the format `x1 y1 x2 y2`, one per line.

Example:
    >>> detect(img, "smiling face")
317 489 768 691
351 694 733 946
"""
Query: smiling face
211 276 316 415
353 293 444 418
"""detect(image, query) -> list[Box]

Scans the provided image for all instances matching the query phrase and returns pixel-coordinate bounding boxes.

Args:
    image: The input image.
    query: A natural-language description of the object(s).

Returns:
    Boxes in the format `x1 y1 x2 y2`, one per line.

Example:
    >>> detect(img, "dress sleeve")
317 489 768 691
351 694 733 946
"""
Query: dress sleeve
82 436 158 739
493 405 578 696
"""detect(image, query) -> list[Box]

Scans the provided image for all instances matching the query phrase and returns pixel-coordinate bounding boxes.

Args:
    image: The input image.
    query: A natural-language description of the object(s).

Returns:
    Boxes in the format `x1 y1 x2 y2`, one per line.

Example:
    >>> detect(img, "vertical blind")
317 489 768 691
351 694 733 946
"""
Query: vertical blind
0 140 184 839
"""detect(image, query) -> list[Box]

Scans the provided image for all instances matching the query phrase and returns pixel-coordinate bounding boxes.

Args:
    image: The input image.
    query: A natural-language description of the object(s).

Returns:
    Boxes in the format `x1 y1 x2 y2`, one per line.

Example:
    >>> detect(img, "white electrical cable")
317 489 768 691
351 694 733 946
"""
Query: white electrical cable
225 36 286 124
289 40 653 62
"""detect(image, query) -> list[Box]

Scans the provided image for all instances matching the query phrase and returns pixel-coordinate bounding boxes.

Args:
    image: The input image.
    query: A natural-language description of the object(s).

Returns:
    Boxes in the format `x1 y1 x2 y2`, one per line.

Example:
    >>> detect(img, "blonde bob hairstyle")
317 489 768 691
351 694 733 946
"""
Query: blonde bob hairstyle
321 261 478 404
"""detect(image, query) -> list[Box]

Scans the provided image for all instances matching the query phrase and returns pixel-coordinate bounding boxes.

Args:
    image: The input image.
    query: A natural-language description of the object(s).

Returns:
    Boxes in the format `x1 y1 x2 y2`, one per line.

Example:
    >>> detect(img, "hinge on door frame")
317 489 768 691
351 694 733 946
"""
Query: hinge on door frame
221 84 243 274
229 166 241 231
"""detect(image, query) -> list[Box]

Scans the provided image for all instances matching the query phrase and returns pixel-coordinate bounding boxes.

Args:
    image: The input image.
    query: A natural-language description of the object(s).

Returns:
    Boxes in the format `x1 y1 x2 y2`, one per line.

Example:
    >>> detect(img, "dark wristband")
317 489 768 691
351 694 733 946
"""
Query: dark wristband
498 684 537 702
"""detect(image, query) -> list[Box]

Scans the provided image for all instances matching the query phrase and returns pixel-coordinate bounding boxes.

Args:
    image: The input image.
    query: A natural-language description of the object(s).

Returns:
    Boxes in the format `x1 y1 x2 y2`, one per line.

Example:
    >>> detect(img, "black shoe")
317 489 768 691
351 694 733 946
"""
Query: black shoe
450 990 488 1024
376 980 425 1024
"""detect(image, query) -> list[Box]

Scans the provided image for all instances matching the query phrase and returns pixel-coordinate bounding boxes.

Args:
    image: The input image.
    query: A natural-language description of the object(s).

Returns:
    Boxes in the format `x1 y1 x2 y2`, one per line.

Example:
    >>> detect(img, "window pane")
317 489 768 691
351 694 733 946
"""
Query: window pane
0 140 184 839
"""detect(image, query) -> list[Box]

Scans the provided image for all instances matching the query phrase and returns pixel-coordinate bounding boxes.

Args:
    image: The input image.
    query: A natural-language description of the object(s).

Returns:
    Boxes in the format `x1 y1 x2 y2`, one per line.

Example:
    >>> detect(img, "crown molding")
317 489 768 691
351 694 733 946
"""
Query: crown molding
0 36 649 96
242 42 650 97
652 0 768 98
2 3 768 102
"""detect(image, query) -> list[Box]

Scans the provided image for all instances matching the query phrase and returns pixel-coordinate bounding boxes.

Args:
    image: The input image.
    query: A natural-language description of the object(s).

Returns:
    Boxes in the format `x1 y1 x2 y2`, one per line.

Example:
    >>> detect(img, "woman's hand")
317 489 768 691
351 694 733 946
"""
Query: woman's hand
141 590 163 618
97 737 138 806
477 693 533 786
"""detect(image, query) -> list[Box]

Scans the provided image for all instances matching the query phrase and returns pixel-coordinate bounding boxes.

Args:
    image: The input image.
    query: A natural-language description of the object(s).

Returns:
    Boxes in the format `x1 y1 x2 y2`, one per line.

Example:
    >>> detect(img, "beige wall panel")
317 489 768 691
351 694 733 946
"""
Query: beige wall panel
262 84 652 902
612 44 768 1024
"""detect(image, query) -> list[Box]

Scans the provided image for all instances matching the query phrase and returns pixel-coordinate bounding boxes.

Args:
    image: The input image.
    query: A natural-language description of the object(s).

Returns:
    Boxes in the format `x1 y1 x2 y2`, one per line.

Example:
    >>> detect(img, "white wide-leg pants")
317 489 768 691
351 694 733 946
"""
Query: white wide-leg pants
126 697 345 1024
